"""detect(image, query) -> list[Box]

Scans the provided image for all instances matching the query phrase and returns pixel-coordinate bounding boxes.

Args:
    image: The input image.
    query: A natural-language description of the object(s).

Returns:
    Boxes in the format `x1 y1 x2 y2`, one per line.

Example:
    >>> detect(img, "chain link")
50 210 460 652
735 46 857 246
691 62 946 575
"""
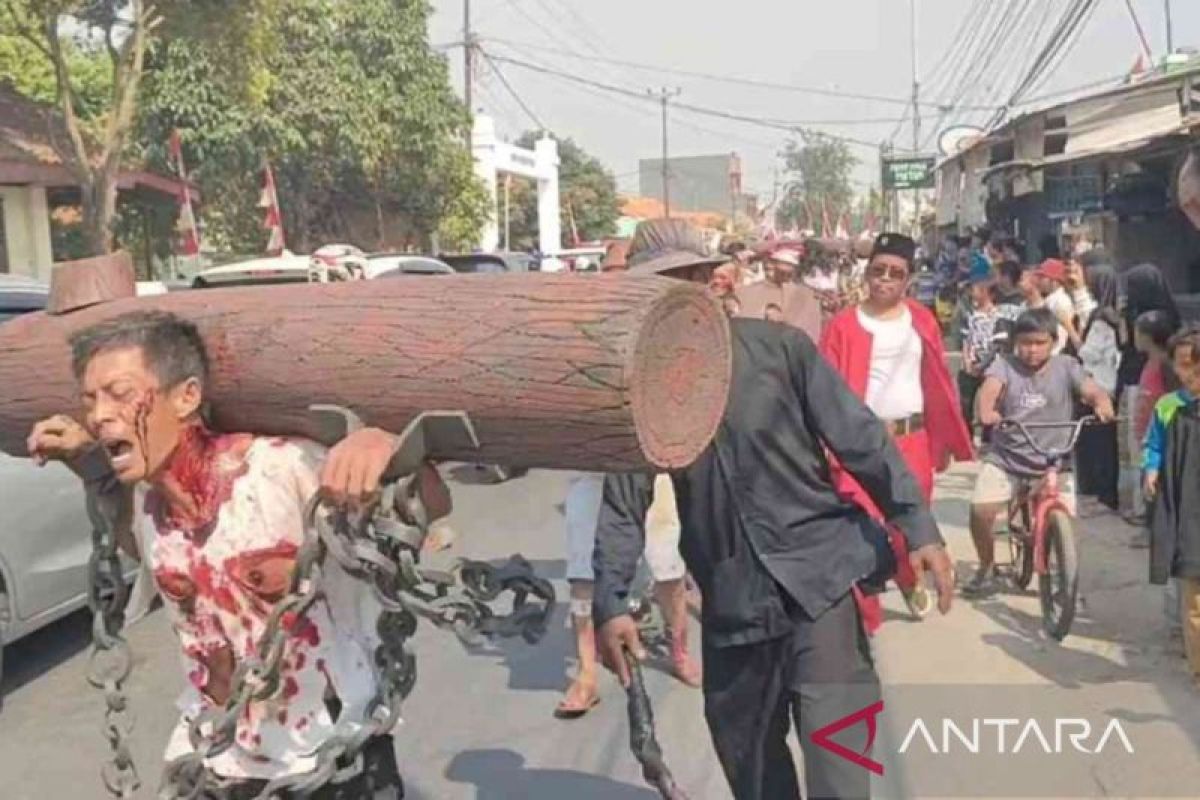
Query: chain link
85 482 141 799
156 468 555 800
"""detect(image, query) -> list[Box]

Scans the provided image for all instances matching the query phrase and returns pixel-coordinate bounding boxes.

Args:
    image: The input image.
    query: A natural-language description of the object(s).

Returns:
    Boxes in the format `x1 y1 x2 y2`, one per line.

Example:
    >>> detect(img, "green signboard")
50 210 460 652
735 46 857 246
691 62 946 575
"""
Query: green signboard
882 156 937 190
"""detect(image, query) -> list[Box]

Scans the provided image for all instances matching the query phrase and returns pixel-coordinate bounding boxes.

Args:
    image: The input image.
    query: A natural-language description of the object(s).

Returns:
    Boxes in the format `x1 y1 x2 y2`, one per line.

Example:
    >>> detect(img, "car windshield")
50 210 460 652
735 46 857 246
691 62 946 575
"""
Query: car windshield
0 291 47 323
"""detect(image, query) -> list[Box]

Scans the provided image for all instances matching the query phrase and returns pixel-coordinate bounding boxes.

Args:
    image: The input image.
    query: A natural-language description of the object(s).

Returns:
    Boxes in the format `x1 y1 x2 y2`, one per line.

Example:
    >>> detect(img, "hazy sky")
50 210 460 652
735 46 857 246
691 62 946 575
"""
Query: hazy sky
429 0 1200 200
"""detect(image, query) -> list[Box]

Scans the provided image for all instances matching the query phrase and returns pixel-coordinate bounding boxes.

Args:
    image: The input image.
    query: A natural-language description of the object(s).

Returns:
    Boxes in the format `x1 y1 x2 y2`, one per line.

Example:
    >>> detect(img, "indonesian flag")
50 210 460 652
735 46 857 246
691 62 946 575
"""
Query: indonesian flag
1130 53 1147 78
168 130 200 256
821 199 832 238
863 209 878 237
835 213 849 239
259 160 285 256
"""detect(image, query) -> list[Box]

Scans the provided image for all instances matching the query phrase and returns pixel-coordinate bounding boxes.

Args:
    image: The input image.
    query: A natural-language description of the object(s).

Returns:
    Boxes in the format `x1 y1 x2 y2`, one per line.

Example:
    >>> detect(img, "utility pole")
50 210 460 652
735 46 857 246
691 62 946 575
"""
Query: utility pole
910 0 921 239
650 87 681 217
503 174 511 250
463 0 474 113
1165 0 1175 55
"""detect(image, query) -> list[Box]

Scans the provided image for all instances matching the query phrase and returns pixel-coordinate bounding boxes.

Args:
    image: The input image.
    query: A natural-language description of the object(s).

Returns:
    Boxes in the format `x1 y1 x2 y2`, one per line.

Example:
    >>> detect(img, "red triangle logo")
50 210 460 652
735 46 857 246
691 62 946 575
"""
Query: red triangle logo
809 699 885 775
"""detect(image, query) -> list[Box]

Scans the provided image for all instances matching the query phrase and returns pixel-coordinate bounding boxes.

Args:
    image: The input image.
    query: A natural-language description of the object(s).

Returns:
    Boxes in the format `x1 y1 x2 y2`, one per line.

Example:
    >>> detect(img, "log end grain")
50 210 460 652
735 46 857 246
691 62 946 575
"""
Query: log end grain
628 283 732 469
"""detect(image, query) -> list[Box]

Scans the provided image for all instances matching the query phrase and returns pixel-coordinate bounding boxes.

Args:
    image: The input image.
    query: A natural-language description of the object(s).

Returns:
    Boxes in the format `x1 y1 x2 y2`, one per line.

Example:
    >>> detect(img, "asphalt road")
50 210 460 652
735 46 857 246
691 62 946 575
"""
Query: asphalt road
2 465 1199 799
0 468 730 800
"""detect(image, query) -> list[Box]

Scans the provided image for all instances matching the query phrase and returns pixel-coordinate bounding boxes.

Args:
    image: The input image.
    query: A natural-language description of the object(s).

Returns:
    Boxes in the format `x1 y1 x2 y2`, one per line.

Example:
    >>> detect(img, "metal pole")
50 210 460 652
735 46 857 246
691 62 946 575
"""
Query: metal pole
1165 0 1175 54
910 0 921 239
503 174 511 250
650 87 681 218
662 92 670 218
463 0 473 112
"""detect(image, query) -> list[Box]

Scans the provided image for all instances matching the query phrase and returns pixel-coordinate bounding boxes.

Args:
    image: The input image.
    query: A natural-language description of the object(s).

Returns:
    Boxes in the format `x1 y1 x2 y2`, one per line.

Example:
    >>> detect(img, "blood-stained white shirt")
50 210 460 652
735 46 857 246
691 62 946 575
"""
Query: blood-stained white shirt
133 436 385 780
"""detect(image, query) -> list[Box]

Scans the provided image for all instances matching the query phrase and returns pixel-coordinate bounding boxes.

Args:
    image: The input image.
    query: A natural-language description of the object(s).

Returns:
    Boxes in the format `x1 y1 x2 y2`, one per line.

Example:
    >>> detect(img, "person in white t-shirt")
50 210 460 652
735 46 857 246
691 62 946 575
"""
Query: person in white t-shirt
1034 258 1082 354
28 311 405 798
819 233 974 628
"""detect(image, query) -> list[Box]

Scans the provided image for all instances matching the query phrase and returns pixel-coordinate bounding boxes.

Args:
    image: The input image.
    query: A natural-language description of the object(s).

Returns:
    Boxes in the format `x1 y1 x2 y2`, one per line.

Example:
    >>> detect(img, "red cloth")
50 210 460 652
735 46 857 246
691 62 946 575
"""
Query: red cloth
819 300 973 634
819 299 974 473
1135 361 1169 443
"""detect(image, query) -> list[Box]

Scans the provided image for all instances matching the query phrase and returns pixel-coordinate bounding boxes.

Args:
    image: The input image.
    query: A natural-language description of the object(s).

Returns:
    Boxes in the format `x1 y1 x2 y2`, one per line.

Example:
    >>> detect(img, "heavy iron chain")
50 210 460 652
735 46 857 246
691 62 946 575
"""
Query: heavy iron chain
154 471 555 800
85 481 141 799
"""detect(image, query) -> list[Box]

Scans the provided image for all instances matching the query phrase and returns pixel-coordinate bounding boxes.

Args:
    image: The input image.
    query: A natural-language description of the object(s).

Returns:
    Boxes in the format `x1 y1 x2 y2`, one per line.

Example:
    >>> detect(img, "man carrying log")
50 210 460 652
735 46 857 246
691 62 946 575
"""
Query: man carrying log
27 311 410 798
328 221 956 800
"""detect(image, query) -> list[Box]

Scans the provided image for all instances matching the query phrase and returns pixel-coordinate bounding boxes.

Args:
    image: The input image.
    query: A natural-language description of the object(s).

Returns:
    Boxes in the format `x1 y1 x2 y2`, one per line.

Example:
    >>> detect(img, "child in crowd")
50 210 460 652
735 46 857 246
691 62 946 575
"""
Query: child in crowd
959 275 1017 441
1145 326 1200 685
964 308 1115 595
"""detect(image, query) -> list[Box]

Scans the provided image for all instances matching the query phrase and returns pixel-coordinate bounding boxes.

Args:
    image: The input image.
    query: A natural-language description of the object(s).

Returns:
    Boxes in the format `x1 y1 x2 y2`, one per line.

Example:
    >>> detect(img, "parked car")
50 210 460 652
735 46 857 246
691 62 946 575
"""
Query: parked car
191 252 339 288
0 276 139 698
438 252 538 274
364 254 455 279
311 243 368 280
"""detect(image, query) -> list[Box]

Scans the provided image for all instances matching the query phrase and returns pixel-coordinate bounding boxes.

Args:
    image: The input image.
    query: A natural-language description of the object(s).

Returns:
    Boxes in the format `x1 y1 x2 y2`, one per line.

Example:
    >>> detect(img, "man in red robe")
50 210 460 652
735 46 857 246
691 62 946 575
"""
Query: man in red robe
820 232 973 632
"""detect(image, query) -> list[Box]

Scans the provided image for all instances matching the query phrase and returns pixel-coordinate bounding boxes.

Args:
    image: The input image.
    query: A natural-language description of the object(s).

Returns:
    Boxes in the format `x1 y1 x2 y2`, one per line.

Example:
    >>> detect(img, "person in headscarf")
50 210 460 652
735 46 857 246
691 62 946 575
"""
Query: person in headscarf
1076 260 1123 509
1120 263 1181 391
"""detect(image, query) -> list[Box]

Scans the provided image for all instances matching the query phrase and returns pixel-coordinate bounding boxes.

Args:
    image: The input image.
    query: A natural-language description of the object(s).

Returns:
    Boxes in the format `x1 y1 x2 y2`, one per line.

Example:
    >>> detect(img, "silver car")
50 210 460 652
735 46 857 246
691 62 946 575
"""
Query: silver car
0 276 100 694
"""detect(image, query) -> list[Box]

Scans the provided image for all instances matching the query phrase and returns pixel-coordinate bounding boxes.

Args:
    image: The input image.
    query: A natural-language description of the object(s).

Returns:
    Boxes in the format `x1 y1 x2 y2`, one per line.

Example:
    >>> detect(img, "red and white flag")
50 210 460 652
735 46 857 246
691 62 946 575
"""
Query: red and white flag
821 199 833 238
259 160 286 256
168 130 200 256
835 212 850 239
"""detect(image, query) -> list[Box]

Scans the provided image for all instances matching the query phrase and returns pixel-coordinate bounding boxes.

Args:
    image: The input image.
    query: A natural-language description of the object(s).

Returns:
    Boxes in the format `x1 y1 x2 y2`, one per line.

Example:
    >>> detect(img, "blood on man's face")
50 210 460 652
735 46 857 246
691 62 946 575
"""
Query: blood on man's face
80 346 198 484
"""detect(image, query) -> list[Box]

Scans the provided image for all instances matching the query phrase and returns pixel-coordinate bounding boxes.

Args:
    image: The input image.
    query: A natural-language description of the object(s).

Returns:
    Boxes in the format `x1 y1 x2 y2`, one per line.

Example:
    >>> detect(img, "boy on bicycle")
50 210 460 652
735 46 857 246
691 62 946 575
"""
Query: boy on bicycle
964 308 1115 595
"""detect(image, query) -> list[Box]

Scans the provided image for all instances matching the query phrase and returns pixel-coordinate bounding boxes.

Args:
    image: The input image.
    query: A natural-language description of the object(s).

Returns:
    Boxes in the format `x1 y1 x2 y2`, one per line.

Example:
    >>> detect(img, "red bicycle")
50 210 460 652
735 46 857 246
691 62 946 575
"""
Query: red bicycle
996 416 1097 641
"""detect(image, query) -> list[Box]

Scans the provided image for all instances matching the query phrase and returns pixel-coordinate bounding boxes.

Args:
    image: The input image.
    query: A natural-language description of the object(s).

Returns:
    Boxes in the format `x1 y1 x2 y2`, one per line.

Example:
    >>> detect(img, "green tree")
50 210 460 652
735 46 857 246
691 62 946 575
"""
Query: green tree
137 0 487 253
0 0 277 255
504 132 618 249
775 132 858 233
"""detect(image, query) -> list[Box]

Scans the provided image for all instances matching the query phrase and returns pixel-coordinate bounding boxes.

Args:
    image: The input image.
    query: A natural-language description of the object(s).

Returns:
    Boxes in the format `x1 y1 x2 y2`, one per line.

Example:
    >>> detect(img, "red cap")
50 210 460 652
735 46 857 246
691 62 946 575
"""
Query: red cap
1036 258 1067 282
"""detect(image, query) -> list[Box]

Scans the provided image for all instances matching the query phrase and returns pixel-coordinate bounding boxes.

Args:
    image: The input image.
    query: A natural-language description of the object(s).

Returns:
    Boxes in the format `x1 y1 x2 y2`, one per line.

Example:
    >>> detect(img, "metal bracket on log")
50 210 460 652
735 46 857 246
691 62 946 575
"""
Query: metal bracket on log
308 404 480 480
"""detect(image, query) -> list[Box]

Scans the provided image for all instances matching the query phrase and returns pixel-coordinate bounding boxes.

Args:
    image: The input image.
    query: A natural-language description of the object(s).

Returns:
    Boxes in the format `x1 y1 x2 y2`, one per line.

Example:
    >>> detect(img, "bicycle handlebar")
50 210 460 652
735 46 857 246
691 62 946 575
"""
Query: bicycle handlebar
996 416 1126 460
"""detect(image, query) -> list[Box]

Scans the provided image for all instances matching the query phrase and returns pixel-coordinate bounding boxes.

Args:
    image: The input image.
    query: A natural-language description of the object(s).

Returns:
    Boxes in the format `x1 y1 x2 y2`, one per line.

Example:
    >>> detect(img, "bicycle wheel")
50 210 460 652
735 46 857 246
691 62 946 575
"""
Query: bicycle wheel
1038 510 1079 641
1007 507 1035 590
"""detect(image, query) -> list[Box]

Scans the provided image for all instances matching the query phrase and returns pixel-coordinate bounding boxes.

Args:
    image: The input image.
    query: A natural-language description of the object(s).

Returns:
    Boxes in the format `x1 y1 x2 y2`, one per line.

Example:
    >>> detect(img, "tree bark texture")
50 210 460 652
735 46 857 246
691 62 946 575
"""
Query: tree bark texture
0 274 732 471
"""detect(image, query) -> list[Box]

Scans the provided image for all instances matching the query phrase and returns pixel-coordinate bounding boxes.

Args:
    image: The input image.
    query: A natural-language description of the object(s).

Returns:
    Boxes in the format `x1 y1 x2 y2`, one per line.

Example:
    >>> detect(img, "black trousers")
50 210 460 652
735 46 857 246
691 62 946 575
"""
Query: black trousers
1075 420 1119 509
227 735 403 799
702 591 880 800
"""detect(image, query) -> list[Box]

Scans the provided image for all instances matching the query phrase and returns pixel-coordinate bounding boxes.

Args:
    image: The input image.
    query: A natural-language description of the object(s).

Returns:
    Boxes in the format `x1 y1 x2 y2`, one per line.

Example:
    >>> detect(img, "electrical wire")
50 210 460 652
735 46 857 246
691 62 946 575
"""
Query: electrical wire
481 35 994 111
480 49 547 130
484 49 884 150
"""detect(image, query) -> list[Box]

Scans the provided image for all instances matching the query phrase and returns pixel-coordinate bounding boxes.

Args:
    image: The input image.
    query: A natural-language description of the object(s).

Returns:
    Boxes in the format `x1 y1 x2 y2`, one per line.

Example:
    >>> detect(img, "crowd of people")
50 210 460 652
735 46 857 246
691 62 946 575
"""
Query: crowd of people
558 219 1200 799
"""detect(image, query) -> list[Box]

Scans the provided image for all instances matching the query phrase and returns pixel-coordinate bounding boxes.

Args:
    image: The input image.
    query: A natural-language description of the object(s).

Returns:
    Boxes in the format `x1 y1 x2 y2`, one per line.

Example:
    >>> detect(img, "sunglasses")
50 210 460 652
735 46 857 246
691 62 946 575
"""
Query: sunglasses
867 265 910 281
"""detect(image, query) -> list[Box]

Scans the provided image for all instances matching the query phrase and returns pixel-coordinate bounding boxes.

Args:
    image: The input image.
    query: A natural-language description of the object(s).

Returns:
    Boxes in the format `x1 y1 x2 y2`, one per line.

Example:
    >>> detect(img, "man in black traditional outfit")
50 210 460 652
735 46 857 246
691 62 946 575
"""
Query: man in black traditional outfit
595 220 956 800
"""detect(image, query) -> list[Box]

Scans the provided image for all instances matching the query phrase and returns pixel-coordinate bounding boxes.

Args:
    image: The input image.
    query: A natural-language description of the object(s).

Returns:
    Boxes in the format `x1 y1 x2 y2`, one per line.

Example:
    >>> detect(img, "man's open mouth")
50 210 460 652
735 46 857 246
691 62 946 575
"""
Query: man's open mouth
102 439 136 469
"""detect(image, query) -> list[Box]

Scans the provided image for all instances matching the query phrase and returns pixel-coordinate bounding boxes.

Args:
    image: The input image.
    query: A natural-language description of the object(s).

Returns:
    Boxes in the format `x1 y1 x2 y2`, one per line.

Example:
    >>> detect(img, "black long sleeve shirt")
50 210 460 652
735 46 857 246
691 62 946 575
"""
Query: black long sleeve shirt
592 318 942 648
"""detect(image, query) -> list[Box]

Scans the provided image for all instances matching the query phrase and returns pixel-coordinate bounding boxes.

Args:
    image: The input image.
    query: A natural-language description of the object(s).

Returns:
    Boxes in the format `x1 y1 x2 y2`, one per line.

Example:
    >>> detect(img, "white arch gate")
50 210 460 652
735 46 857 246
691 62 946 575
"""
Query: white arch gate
471 114 562 270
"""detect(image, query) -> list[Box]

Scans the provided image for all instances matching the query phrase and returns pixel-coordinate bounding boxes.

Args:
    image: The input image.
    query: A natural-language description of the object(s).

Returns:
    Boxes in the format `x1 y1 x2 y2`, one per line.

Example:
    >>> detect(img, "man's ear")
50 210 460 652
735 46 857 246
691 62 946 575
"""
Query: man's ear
171 376 204 420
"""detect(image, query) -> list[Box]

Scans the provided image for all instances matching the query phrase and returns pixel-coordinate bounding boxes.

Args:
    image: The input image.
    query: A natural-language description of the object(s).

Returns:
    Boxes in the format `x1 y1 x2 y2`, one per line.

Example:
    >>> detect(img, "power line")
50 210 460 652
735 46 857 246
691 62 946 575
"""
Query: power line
481 35 999 111
484 49 888 150
480 49 546 129
989 0 1101 127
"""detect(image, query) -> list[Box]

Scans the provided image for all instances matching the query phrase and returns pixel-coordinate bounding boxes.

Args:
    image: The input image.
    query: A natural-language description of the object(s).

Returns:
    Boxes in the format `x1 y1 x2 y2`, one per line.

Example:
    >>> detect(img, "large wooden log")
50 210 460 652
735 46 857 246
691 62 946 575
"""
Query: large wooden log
0 274 732 471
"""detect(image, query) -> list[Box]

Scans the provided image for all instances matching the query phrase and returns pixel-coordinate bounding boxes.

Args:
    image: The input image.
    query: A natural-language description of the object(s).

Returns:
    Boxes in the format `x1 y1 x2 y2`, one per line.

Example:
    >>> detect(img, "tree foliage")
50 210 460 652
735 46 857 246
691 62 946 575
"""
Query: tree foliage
138 0 488 254
775 133 858 233
502 131 618 250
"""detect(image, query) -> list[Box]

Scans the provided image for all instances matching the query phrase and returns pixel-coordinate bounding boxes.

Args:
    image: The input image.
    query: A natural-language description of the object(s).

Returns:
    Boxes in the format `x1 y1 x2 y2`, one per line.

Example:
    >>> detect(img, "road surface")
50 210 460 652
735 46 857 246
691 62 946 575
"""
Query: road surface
1 465 1197 798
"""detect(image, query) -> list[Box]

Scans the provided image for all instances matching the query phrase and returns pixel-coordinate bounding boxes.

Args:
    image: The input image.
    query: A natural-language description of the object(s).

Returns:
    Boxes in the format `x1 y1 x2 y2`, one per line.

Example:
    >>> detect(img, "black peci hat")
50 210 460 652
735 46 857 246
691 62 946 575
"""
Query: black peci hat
870 232 917 264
